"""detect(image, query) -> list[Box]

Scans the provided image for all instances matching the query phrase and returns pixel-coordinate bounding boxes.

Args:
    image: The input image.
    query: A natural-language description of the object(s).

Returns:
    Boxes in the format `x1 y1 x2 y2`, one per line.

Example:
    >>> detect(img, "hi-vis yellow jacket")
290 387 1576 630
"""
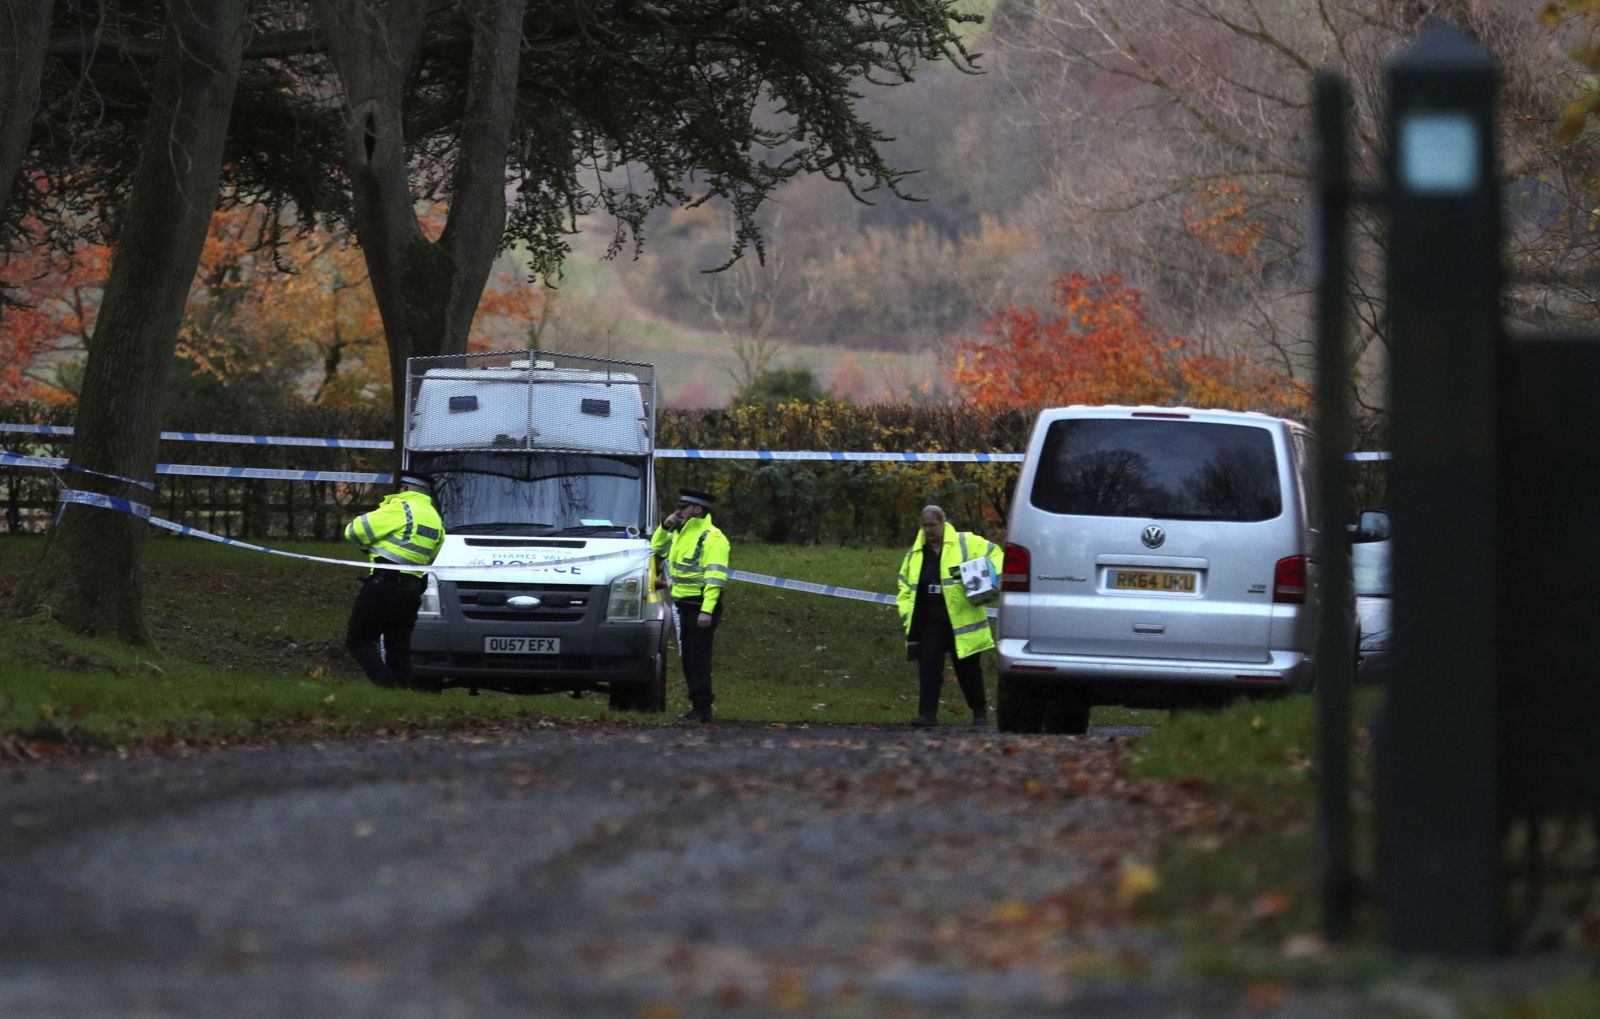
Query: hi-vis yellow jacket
344 491 445 578
896 522 1003 659
650 514 730 612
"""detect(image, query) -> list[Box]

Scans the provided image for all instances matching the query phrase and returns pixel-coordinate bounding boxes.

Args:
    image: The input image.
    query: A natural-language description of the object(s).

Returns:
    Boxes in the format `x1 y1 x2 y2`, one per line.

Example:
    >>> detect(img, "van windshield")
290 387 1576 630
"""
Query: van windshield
411 452 646 536
1030 419 1282 522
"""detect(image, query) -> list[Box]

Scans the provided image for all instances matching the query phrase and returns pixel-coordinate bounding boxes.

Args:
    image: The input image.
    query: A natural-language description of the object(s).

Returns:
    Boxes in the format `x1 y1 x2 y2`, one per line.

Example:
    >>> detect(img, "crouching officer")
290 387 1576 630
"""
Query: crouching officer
651 487 730 722
344 471 446 690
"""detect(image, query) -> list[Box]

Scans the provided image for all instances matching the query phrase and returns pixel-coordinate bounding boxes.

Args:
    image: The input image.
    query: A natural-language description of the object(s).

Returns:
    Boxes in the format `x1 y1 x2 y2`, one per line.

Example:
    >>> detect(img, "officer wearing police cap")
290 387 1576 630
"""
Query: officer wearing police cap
343 471 446 690
651 487 730 721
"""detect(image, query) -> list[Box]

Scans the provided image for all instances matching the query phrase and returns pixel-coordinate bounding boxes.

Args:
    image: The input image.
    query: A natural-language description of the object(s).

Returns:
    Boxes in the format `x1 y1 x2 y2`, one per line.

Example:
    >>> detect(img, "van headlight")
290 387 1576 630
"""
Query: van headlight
606 566 647 622
418 573 442 618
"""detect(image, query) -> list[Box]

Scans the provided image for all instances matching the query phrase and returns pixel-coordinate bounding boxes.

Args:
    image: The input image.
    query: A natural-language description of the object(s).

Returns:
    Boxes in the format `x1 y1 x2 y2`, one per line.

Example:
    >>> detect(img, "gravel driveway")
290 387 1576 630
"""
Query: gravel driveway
0 719 1363 1018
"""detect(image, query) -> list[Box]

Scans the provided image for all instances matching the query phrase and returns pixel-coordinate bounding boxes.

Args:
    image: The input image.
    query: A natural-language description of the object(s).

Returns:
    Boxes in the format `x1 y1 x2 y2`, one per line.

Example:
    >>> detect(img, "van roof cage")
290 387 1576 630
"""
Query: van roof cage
404 349 657 457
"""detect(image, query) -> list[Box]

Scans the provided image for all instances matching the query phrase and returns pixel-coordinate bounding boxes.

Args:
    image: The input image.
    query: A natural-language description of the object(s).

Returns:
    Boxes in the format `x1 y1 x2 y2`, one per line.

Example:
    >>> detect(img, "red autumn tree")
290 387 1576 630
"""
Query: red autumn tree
946 270 1307 418
4 202 555 410
0 233 110 402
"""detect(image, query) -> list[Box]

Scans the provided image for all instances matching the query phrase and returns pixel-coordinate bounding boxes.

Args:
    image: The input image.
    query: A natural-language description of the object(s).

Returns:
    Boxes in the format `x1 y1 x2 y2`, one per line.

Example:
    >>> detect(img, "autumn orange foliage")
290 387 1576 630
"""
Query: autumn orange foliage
1180 180 1269 264
3 201 553 408
178 206 393 404
946 270 1308 419
0 234 109 402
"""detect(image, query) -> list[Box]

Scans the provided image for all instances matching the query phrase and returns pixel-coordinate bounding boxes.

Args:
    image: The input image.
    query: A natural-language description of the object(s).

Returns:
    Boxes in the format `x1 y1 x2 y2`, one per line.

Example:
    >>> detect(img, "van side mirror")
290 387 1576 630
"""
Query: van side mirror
1353 509 1390 543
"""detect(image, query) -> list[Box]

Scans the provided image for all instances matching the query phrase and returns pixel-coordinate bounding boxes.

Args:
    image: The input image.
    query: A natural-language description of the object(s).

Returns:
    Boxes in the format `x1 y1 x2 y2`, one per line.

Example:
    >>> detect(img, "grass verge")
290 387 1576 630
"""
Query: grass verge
1126 692 1599 1016
4 536 1151 744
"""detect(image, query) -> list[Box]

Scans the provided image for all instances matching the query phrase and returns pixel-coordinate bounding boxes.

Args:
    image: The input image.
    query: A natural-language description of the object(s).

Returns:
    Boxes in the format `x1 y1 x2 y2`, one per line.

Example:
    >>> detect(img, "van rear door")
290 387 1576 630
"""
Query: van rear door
1021 416 1288 663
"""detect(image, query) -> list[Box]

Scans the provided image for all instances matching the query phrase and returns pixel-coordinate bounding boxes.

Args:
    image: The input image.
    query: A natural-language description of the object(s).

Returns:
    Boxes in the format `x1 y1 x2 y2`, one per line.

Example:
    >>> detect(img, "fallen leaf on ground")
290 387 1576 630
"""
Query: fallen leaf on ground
1244 982 1290 1007
993 900 1037 923
1116 860 1160 901
1251 890 1291 920
1281 933 1330 959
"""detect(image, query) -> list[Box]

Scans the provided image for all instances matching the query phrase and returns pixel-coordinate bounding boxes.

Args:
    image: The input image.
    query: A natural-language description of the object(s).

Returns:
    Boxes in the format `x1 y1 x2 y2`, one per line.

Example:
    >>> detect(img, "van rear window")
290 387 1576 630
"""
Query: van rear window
1030 419 1282 522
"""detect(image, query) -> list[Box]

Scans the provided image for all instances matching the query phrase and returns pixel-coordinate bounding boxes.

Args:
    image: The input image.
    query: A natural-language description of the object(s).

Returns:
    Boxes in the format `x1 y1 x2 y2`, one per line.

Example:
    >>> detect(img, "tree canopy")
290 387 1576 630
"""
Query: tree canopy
7 0 981 272
0 0 985 641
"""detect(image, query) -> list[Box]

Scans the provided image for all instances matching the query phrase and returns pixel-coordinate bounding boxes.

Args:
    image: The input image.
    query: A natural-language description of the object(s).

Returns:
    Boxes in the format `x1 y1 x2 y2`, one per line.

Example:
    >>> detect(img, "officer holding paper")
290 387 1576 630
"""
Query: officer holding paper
343 471 446 690
651 487 730 722
895 504 1003 728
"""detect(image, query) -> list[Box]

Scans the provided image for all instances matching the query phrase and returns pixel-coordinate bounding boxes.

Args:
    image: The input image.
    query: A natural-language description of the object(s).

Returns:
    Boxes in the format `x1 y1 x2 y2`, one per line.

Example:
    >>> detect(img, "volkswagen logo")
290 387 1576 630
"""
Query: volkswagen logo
507 595 542 610
1141 525 1166 549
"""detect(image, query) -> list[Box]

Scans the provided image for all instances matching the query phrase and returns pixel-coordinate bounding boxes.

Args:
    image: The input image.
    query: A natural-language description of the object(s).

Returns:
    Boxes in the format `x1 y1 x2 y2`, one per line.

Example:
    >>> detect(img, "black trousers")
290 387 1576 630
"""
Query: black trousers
346 572 426 688
916 618 986 720
675 597 721 708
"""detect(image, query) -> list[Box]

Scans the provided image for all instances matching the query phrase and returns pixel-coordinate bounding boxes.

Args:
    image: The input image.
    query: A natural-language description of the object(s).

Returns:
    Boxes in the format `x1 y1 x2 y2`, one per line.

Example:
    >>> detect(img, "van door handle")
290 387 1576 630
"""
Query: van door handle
1133 623 1165 635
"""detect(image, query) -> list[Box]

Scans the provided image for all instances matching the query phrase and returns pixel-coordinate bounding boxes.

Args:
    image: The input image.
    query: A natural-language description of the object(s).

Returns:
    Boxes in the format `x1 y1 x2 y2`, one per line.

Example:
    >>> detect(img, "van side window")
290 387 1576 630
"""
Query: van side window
1029 419 1282 522
1295 430 1319 517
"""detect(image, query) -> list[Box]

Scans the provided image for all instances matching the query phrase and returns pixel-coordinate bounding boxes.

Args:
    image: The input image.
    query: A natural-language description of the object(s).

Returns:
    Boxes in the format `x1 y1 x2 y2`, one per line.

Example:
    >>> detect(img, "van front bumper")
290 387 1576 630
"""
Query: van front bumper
997 638 1315 701
409 616 665 690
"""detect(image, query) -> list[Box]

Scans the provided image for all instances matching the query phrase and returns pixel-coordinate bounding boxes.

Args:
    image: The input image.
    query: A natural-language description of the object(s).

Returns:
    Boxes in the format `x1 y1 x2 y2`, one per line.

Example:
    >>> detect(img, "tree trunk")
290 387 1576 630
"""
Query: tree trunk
17 0 248 642
0 0 54 228
312 0 526 449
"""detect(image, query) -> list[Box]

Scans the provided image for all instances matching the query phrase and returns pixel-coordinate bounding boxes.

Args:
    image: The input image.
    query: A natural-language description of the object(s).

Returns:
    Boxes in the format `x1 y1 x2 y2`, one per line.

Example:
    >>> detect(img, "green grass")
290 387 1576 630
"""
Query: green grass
1127 693 1379 977
0 533 1157 739
1124 694 1600 1016
0 536 1008 740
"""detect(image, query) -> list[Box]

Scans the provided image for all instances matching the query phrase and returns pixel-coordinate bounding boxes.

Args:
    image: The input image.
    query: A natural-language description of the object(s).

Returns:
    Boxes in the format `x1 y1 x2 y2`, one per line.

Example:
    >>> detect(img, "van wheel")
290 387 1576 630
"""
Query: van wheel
997 675 1045 733
609 652 667 713
1041 693 1091 735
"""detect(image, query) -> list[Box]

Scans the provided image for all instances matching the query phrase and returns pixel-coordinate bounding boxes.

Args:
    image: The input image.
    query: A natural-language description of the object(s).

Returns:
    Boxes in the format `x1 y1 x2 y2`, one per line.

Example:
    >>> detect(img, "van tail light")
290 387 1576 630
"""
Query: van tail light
1273 555 1307 604
1002 543 1031 592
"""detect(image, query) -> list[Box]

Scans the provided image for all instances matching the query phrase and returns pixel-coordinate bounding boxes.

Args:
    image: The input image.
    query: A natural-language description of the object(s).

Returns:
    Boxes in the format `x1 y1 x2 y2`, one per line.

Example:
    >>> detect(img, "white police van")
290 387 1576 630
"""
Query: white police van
996 405 1329 733
403 350 667 710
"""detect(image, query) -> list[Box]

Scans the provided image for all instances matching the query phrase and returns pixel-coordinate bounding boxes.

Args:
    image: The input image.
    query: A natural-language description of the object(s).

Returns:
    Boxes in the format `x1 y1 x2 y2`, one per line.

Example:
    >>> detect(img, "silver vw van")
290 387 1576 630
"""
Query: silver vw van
996 406 1323 733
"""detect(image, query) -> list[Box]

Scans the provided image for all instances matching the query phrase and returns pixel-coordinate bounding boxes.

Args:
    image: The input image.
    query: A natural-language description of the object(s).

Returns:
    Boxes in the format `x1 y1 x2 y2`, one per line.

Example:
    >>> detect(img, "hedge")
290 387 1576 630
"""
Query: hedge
0 400 1027 544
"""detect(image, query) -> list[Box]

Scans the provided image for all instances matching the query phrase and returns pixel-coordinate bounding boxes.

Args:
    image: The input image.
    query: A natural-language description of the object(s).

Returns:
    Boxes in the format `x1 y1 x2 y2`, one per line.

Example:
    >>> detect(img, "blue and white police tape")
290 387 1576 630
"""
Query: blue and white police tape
4 450 386 485
52 486 975 615
12 455 1007 481
0 422 391 449
728 568 997 618
2 423 1396 463
157 463 387 484
727 569 894 606
2 448 158 490
54 488 651 575
58 488 151 519
657 449 1025 463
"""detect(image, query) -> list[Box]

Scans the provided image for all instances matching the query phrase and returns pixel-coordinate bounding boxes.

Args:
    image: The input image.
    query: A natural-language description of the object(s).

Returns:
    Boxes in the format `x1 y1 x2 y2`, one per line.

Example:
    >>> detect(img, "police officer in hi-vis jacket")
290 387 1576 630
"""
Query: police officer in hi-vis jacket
896 504 1004 727
651 487 730 722
344 471 446 690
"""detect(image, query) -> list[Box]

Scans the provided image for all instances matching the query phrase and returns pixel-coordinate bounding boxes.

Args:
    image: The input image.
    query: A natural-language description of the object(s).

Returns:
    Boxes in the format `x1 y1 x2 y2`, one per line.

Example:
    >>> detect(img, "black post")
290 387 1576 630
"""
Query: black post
1312 72 1358 943
1379 21 1504 956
